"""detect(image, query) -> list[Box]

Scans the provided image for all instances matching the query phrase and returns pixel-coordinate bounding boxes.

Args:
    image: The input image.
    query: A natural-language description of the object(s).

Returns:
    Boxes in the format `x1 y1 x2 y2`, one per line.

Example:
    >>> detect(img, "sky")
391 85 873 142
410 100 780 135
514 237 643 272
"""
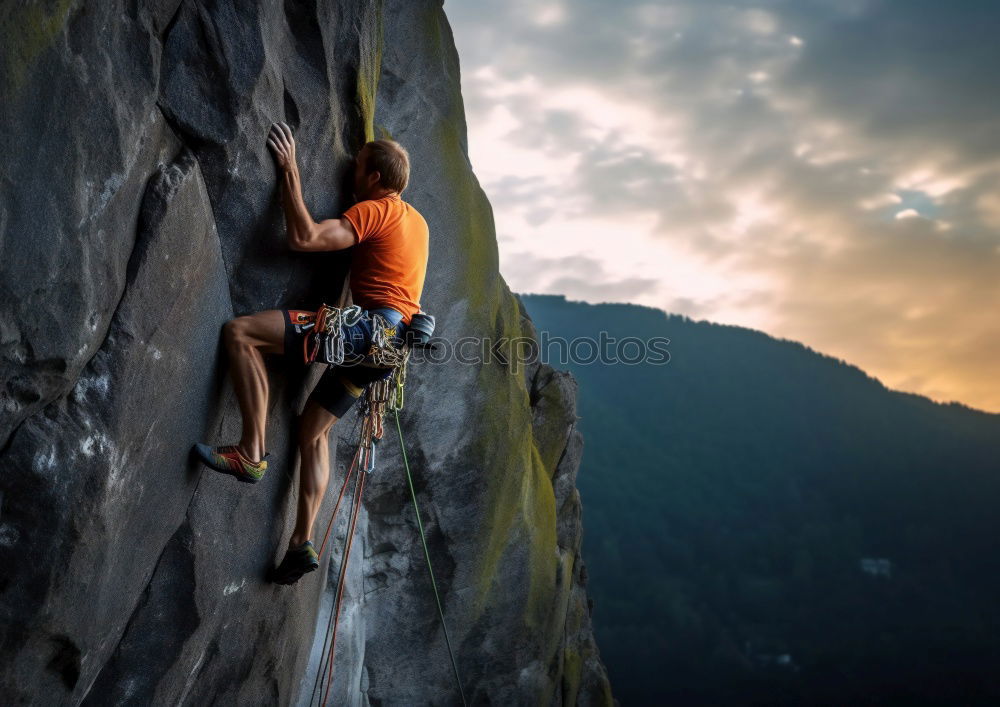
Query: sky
444 0 1000 414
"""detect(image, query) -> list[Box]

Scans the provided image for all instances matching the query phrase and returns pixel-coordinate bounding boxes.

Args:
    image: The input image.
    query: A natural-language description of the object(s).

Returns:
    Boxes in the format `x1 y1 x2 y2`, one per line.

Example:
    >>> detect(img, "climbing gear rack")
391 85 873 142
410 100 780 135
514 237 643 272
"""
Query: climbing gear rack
304 303 364 366
307 315 466 707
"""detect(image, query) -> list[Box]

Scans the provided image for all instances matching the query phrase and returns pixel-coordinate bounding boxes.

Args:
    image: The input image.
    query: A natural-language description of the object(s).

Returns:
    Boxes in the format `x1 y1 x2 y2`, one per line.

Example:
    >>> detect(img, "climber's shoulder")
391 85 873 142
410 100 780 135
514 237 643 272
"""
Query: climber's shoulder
290 216 357 252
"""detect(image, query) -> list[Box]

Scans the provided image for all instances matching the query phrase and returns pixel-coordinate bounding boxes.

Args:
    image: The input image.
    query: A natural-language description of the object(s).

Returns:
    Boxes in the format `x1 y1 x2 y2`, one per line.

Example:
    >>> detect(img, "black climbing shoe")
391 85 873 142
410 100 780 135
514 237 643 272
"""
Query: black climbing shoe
270 540 320 585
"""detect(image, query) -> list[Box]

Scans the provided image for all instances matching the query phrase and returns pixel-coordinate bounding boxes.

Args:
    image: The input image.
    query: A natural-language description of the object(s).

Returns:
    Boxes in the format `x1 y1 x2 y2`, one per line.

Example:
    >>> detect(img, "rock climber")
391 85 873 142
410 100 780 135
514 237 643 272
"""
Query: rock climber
192 123 429 585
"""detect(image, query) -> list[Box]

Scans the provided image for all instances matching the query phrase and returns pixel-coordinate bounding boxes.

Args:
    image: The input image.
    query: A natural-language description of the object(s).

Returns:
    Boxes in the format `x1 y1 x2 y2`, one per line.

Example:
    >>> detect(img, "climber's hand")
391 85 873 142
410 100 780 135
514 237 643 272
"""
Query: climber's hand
267 122 297 173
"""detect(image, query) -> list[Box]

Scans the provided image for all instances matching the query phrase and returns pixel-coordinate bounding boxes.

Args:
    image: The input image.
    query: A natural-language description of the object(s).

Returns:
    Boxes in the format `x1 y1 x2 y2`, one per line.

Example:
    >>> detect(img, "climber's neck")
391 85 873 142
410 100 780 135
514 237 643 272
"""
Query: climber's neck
357 185 400 202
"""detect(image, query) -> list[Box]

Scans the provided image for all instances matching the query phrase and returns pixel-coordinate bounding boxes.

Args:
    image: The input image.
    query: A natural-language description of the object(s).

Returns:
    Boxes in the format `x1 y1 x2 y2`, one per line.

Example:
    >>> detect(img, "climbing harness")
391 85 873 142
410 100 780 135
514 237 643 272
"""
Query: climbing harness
306 311 467 707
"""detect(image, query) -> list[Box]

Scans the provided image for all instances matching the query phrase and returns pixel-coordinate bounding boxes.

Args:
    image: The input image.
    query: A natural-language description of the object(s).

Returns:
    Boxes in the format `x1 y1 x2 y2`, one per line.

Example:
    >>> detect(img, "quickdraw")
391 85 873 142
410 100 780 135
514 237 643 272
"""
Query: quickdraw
348 310 412 472
366 312 411 369
304 303 364 366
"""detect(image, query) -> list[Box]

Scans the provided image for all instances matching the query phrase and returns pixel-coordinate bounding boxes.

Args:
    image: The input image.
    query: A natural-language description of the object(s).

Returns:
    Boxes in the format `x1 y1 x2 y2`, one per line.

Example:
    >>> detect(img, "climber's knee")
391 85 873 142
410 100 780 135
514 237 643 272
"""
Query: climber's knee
223 317 247 350
223 310 285 355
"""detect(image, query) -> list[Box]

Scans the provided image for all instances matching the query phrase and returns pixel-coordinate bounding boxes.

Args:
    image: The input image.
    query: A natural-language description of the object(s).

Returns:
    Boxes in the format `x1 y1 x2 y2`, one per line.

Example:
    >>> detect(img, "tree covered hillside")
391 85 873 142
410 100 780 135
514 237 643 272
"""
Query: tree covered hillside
520 293 1000 705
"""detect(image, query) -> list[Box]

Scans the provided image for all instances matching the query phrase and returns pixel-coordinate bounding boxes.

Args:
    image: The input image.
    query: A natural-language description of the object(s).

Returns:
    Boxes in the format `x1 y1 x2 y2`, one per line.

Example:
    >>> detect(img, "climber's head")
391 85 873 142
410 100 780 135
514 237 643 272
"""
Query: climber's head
353 139 410 200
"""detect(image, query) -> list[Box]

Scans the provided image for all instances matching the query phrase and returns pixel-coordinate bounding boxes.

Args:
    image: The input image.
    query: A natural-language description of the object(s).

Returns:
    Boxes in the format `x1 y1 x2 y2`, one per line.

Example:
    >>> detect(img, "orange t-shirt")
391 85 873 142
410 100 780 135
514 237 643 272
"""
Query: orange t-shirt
342 194 429 324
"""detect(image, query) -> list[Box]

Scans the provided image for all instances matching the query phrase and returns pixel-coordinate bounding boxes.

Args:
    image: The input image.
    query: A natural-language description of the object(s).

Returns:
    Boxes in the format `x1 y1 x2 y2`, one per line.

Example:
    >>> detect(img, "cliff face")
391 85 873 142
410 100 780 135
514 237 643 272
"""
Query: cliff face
0 1 611 705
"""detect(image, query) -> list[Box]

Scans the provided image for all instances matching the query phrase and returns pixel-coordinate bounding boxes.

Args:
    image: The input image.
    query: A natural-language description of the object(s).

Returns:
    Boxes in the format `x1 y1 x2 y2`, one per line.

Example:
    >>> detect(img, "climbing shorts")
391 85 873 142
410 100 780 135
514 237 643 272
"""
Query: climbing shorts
281 306 405 417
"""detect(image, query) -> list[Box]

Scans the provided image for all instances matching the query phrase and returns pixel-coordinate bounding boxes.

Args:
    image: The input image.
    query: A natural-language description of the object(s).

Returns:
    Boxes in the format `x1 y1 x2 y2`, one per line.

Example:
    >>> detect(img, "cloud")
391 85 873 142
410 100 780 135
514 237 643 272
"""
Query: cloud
446 0 1000 412
502 252 660 303
781 0 1000 166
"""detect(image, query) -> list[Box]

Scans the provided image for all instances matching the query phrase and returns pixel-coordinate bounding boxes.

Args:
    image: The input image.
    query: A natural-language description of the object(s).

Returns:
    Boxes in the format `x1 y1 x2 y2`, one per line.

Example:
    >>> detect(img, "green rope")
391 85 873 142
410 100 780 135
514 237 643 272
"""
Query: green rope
394 409 468 707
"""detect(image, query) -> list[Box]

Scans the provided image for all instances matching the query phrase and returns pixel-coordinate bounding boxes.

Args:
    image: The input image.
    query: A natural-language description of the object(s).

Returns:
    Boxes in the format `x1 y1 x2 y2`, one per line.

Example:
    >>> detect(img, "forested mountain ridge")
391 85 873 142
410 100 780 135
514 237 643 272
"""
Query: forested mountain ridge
521 293 1000 705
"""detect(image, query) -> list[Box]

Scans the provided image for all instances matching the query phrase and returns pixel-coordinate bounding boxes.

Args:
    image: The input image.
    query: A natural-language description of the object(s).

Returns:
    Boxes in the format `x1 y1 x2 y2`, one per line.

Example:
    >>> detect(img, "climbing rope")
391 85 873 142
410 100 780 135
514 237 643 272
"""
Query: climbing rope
394 409 467 707
321 468 366 707
316 448 359 560
308 445 362 707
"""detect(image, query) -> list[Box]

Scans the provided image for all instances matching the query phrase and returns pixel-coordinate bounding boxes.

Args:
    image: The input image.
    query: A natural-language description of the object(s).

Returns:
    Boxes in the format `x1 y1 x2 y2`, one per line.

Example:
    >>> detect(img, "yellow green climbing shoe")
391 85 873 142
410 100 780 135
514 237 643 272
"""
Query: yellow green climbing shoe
192 443 267 483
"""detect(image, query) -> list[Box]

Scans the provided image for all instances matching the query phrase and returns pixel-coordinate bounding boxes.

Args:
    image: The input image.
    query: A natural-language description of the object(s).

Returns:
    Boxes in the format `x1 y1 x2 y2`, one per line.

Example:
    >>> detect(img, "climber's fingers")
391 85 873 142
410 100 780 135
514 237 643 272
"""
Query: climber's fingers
267 137 295 174
267 123 299 173
278 122 296 155
267 134 286 154
270 124 287 150
266 136 287 163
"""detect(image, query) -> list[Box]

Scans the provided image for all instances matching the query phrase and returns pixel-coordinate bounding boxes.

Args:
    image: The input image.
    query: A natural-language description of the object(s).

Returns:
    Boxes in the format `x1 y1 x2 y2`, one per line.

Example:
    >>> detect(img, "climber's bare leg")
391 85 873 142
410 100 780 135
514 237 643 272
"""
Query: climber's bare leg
291 400 339 547
222 310 285 462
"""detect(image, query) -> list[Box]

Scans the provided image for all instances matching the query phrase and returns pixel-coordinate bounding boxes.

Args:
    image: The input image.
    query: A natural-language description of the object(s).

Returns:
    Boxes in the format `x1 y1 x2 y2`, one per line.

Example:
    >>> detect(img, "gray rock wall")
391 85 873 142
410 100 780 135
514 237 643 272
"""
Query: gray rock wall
0 1 612 704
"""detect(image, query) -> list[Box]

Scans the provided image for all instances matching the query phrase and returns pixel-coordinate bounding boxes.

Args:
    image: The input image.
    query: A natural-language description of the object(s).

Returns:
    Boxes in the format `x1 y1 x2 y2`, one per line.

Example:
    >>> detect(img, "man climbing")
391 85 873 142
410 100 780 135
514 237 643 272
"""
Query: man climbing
193 123 430 585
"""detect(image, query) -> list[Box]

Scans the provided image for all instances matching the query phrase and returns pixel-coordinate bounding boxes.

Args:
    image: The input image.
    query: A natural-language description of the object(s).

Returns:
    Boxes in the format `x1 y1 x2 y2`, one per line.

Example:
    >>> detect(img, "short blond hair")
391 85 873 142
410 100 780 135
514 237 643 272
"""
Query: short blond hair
364 139 410 193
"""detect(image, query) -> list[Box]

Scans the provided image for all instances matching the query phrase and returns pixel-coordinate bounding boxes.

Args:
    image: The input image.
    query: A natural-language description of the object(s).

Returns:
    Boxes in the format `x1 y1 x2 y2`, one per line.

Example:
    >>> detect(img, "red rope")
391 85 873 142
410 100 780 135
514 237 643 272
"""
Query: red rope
321 469 367 707
308 447 363 706
317 448 360 559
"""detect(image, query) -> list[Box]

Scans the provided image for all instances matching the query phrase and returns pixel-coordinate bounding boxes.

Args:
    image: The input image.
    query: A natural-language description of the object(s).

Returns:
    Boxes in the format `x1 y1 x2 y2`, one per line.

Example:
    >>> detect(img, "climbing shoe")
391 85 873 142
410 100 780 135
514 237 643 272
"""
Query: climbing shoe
192 443 268 483
270 541 320 585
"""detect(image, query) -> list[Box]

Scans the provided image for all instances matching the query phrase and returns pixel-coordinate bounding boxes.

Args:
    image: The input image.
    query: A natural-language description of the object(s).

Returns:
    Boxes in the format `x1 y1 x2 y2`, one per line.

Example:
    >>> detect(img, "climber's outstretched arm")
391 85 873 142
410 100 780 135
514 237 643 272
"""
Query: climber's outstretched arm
268 122 311 244
268 121 358 252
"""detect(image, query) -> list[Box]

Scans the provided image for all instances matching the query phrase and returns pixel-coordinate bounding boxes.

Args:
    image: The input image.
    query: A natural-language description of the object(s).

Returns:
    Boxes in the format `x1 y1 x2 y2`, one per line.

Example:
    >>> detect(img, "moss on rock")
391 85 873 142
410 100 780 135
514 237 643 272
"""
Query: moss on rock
1 0 75 96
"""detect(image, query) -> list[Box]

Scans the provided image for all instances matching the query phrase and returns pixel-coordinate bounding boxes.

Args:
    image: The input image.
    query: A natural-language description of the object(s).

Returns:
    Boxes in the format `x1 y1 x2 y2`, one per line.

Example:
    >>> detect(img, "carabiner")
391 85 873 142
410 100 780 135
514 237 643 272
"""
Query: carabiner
362 441 376 473
341 304 364 327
